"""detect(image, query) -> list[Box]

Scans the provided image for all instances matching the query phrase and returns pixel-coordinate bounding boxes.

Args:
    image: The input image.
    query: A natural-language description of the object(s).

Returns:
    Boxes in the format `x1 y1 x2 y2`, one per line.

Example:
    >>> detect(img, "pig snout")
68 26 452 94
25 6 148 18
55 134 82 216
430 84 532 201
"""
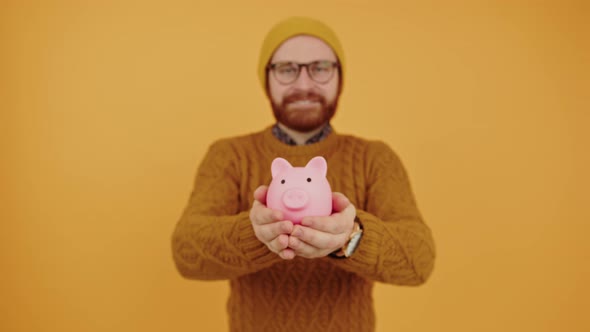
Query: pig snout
282 189 309 210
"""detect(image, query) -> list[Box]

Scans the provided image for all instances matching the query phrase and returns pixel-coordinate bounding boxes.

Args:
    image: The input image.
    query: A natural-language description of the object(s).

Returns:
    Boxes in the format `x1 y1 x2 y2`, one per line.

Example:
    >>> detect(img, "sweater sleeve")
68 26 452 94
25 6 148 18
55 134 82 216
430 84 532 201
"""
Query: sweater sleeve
329 141 436 285
171 139 282 280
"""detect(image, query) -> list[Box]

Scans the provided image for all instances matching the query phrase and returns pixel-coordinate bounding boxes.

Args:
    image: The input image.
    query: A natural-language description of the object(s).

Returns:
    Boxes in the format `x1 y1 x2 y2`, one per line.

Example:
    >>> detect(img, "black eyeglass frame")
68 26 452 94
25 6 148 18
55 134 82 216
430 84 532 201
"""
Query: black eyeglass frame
266 60 341 85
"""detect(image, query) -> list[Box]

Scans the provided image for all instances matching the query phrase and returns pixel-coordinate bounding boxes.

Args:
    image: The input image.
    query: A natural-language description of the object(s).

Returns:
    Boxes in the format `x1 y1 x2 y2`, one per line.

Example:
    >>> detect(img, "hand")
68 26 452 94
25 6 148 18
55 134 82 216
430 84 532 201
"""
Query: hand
249 185 296 260
288 192 356 259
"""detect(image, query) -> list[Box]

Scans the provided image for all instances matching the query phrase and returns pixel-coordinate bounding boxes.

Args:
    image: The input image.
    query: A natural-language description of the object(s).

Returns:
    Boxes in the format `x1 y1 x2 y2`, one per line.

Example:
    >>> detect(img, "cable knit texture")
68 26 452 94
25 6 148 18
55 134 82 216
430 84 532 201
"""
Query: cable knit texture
172 126 436 332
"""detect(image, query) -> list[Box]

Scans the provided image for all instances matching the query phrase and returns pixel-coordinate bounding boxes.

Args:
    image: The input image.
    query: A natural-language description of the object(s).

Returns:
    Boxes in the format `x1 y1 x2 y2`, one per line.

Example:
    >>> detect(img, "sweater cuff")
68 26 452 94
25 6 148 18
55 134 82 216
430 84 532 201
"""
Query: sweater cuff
236 211 283 266
327 210 383 272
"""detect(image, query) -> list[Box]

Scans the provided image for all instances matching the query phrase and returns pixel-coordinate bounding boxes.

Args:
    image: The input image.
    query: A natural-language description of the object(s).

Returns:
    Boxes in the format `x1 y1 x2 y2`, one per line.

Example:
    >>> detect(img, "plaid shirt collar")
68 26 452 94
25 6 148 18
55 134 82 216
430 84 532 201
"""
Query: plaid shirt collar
271 123 333 146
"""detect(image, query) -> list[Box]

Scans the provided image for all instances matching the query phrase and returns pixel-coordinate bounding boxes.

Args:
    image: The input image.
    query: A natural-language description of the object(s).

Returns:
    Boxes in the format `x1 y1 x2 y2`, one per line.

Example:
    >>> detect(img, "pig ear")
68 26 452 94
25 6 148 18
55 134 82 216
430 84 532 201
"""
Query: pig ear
305 156 327 177
271 158 292 178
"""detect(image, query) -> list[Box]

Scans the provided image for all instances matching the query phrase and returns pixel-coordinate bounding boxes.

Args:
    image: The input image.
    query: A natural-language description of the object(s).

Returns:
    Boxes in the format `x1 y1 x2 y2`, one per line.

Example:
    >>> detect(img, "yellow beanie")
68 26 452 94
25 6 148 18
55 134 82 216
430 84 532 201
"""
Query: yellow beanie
258 16 345 92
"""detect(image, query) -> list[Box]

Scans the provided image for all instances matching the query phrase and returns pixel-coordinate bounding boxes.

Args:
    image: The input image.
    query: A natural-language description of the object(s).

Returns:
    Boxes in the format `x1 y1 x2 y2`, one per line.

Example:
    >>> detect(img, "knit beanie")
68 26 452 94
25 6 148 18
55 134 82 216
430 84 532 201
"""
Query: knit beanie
257 17 345 92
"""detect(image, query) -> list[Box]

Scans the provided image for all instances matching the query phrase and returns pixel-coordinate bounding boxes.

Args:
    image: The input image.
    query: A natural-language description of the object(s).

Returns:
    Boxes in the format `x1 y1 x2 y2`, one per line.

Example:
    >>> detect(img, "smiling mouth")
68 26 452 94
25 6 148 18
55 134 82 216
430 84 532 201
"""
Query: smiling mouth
289 100 320 106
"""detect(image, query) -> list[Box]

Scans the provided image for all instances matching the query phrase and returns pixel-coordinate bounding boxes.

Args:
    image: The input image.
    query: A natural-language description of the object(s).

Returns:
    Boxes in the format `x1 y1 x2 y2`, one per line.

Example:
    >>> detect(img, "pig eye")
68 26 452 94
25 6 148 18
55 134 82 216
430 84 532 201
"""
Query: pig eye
307 178 312 182
281 179 285 184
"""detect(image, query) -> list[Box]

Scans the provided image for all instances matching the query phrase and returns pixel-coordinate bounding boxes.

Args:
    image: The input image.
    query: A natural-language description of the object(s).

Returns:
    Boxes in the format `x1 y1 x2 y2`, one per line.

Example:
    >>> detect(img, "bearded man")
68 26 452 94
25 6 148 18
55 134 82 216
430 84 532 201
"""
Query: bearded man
172 16 436 332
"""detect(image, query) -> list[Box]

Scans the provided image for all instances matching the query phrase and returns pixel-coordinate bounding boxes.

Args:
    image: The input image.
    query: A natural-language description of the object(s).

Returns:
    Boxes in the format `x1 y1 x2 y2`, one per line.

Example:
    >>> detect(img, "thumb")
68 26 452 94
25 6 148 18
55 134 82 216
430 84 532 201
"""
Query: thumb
332 192 351 213
253 185 269 204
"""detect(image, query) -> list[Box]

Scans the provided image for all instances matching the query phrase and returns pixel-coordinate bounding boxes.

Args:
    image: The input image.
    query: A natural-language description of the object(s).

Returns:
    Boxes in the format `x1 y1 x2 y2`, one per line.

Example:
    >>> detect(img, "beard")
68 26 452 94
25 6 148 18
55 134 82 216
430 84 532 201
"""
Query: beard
271 90 338 132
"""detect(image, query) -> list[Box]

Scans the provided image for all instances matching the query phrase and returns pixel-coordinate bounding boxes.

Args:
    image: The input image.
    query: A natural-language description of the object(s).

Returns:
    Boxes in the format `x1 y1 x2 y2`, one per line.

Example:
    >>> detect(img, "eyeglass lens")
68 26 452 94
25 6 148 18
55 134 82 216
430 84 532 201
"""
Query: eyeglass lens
272 61 336 84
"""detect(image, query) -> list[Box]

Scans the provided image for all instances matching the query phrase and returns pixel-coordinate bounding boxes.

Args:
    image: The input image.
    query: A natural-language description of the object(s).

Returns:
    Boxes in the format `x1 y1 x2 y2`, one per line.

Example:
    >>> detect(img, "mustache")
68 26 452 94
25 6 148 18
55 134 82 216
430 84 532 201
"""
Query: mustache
283 91 325 104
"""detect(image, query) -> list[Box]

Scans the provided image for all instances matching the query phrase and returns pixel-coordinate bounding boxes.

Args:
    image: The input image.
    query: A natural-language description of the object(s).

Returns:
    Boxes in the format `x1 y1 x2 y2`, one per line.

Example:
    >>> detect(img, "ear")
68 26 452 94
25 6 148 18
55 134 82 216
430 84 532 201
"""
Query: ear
305 156 327 177
271 158 292 178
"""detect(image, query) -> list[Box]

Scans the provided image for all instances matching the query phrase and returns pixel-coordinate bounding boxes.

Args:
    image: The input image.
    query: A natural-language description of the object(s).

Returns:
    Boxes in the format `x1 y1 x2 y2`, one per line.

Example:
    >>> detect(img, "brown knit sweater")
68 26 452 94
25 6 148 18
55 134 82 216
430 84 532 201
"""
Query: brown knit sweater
171 126 435 332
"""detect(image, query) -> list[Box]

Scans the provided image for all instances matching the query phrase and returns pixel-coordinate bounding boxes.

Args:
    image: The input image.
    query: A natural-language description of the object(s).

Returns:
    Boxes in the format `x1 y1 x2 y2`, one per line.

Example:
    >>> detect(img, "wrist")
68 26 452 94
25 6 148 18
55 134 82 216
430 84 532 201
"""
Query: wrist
329 216 363 258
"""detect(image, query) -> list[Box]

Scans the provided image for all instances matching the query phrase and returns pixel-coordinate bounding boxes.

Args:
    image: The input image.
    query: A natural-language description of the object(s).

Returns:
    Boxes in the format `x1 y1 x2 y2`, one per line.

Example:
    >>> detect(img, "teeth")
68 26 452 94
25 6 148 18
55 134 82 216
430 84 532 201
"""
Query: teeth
292 100 317 104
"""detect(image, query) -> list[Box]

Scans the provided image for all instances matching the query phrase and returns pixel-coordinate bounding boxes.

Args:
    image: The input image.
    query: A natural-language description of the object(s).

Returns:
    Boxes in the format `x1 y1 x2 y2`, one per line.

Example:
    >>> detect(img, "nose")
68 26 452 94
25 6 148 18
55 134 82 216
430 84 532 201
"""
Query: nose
292 66 314 90
282 189 309 210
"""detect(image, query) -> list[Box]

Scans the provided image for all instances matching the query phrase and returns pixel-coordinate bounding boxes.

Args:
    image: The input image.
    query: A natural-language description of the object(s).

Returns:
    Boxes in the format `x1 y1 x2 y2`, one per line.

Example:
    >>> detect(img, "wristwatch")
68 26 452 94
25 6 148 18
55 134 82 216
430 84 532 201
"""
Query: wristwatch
330 217 363 258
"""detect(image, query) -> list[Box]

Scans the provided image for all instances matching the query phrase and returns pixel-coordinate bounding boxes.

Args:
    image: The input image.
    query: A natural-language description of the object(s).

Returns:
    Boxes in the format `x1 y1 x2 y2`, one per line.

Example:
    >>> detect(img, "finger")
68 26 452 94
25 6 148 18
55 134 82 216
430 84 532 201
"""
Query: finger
266 233 290 253
278 248 295 260
301 210 356 234
288 236 325 259
290 225 342 250
253 185 269 204
251 201 284 225
258 221 293 243
331 192 351 213
300 216 331 232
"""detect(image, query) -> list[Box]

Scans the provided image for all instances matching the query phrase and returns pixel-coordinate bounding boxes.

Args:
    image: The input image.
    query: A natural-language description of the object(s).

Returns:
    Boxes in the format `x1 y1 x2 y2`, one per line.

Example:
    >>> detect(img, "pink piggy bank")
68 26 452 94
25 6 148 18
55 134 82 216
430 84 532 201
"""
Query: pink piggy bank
266 156 333 224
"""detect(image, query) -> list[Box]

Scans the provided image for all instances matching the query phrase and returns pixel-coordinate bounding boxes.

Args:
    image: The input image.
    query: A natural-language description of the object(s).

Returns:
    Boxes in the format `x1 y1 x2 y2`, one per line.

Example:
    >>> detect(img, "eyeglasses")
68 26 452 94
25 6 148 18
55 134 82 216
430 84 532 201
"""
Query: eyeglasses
267 60 340 85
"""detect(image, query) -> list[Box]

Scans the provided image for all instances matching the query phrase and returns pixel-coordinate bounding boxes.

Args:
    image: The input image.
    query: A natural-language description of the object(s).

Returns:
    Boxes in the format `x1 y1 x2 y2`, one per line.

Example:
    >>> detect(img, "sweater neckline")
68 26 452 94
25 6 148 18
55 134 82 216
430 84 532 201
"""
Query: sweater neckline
261 125 340 158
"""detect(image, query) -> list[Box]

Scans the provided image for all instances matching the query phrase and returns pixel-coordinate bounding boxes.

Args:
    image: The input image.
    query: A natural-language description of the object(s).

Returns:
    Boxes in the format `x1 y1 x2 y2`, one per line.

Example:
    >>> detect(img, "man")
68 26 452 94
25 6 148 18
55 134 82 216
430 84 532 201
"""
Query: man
172 16 435 332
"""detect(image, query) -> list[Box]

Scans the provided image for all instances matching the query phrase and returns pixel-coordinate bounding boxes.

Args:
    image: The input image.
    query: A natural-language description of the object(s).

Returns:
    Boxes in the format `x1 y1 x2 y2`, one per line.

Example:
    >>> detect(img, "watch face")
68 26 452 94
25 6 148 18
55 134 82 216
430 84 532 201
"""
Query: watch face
345 232 363 257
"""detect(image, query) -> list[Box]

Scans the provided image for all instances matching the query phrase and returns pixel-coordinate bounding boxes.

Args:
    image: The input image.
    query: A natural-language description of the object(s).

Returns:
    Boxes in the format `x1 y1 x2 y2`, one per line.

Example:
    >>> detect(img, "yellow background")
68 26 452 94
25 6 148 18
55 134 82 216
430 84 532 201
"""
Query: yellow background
2 0 588 331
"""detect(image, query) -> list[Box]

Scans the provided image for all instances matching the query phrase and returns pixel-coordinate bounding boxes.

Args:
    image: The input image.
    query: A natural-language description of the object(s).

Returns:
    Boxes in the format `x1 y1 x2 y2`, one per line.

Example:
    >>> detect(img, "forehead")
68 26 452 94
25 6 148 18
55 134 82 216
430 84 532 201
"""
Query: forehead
271 35 337 63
